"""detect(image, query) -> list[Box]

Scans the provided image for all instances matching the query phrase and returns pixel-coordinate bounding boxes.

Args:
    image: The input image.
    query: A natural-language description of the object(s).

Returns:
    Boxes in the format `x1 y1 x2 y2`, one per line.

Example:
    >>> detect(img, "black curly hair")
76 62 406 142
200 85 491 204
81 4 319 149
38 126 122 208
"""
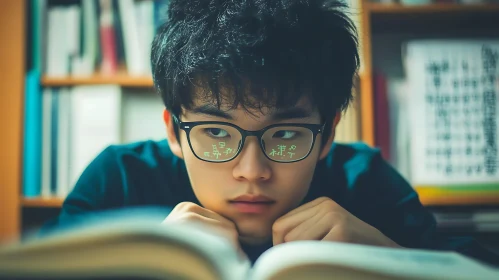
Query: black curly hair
151 0 359 143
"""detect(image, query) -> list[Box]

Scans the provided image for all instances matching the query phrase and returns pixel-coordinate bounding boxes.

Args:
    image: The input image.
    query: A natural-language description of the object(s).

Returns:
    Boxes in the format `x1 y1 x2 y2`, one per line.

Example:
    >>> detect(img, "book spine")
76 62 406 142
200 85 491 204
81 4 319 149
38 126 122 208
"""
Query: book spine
99 0 118 74
50 88 59 195
22 70 42 197
41 88 52 197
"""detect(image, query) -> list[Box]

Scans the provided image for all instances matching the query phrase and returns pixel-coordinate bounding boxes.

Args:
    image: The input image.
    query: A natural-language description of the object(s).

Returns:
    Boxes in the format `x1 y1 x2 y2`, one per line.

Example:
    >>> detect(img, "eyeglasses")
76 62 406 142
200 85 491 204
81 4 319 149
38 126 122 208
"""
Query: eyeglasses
174 116 325 163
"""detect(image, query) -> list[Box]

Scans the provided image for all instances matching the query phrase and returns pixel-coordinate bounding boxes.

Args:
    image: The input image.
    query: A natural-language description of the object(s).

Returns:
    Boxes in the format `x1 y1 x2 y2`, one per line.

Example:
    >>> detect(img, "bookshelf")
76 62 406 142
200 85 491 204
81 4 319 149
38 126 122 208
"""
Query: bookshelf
1 0 499 242
41 64 154 87
362 1 499 207
41 75 154 87
0 0 24 243
21 197 64 208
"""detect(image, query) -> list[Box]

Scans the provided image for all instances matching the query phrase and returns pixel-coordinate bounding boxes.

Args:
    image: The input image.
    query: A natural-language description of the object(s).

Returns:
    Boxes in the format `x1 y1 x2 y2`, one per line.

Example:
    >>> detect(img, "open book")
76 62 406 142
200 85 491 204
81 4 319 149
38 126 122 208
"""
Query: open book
1 214 498 280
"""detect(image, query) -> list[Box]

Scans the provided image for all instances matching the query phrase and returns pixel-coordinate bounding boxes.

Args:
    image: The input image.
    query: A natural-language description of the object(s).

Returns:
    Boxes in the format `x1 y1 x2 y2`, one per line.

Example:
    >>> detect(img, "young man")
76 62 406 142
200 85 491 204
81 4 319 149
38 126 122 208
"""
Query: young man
47 0 498 265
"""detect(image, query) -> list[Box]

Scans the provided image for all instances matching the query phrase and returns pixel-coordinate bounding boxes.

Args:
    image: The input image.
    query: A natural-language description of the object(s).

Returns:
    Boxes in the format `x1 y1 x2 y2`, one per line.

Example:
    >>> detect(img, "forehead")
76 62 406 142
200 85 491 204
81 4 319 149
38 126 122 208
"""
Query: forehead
181 85 320 121
183 96 320 121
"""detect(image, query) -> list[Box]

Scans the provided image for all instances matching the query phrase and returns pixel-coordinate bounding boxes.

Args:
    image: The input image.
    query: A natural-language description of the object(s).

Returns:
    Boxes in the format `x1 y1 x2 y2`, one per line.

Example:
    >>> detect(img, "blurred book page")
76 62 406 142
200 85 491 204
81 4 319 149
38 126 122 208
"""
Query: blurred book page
404 40 499 186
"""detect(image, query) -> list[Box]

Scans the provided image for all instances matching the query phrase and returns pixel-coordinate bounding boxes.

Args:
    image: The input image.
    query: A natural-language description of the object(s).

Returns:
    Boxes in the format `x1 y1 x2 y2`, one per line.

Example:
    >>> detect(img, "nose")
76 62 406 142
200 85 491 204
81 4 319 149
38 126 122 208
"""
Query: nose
232 137 272 182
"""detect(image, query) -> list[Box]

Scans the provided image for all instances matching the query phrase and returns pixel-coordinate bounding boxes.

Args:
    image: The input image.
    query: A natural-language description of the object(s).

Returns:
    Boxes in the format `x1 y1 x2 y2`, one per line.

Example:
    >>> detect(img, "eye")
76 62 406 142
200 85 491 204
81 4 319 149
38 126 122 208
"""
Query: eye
273 130 297 139
204 128 230 138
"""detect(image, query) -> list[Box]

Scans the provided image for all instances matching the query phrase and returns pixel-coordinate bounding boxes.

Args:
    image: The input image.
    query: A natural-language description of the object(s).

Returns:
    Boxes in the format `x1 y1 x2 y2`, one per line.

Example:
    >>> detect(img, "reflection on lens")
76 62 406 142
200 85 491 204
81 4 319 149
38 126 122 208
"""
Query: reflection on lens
189 124 242 162
262 126 313 162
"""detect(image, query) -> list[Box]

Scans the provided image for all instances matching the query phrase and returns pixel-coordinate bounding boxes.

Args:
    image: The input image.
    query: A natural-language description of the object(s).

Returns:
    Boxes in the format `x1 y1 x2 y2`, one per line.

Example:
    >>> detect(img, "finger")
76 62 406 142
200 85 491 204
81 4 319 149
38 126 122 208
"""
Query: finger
191 205 237 228
282 212 323 242
188 213 235 235
175 203 236 230
166 203 240 246
201 212 239 237
181 214 240 248
286 212 333 242
179 203 225 221
273 204 320 246
280 197 330 219
322 222 351 244
275 198 332 232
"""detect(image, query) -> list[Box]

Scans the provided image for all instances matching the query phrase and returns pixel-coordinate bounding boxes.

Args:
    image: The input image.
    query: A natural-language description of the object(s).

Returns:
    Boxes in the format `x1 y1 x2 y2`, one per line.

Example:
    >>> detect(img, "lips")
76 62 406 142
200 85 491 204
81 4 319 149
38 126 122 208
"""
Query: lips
230 194 274 203
229 195 275 214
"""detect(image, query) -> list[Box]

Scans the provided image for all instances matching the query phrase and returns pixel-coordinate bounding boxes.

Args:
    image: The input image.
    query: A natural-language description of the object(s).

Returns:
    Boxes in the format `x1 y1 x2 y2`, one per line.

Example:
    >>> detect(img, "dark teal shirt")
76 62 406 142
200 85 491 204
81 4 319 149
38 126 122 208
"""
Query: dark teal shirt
46 140 499 266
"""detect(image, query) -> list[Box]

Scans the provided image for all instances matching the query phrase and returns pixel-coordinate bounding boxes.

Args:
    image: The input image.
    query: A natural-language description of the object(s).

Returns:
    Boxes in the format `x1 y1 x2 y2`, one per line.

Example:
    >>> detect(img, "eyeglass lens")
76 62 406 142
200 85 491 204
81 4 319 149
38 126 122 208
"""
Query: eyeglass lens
188 124 314 162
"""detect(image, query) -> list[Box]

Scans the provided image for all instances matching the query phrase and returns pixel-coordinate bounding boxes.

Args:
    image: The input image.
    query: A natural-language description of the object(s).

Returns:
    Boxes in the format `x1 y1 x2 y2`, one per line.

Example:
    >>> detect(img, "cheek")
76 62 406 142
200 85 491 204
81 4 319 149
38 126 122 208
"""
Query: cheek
181 142 232 209
271 152 319 207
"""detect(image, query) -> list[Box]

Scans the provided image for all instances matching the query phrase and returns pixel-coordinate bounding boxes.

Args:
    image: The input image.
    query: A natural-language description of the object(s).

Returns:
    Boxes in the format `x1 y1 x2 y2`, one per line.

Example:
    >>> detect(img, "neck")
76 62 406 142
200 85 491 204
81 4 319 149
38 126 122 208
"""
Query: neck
240 239 273 264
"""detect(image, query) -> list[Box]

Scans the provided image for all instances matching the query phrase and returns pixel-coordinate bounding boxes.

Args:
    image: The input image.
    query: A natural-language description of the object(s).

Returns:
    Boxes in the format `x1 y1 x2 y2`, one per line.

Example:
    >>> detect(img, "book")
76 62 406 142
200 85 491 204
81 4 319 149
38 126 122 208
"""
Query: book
117 0 146 75
0 210 498 280
22 69 42 197
402 40 499 188
69 85 122 189
374 71 391 161
41 87 52 197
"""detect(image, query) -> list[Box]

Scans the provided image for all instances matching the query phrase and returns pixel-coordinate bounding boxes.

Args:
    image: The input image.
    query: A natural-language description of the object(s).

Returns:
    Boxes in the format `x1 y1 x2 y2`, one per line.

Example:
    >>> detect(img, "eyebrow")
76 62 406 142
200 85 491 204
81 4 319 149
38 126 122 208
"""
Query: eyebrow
189 104 313 121
190 105 234 120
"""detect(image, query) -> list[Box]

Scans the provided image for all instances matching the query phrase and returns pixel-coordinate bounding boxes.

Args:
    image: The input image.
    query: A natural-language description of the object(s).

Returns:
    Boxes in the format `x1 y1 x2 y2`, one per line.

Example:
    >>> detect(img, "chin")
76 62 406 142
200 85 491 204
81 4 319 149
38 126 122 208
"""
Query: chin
235 220 272 246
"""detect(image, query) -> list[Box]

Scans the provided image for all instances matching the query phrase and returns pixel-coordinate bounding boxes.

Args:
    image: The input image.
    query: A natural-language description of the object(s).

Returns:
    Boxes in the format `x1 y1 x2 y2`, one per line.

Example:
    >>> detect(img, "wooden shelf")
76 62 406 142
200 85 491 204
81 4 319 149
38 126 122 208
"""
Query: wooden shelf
42 75 154 87
416 190 499 206
420 194 499 206
368 3 499 33
367 3 499 14
21 197 64 208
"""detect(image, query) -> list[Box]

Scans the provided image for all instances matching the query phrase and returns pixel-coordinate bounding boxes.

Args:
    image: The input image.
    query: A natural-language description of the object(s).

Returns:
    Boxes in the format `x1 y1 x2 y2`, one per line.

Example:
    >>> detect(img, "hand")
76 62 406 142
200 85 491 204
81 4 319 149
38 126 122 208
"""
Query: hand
272 197 401 248
163 202 241 252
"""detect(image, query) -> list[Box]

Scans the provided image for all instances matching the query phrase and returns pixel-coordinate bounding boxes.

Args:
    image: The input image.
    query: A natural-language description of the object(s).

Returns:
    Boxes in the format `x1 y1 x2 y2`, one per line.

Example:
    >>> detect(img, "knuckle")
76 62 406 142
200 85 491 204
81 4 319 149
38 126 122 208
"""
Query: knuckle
321 198 337 212
182 202 198 212
164 203 208 226
183 212 200 221
332 222 352 243
176 201 189 208
174 202 190 211
337 213 348 225
325 211 343 223
317 196 330 202
323 211 334 220
272 220 284 234
335 230 349 242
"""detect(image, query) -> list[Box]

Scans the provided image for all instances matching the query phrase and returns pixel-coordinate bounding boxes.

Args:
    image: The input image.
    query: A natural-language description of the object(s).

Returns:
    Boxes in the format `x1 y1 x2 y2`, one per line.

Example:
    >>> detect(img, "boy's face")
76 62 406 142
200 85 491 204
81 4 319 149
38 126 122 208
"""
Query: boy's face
164 92 338 246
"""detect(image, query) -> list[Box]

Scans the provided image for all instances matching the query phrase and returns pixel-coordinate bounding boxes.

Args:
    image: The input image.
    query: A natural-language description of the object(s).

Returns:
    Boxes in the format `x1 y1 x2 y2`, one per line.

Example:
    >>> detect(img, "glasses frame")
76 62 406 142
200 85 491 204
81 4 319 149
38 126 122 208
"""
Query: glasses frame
174 116 325 163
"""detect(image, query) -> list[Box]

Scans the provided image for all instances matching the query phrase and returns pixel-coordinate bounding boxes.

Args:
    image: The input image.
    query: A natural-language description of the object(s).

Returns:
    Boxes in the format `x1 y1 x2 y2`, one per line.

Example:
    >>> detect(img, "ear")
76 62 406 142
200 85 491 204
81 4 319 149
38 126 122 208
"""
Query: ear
163 109 184 159
318 111 342 160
